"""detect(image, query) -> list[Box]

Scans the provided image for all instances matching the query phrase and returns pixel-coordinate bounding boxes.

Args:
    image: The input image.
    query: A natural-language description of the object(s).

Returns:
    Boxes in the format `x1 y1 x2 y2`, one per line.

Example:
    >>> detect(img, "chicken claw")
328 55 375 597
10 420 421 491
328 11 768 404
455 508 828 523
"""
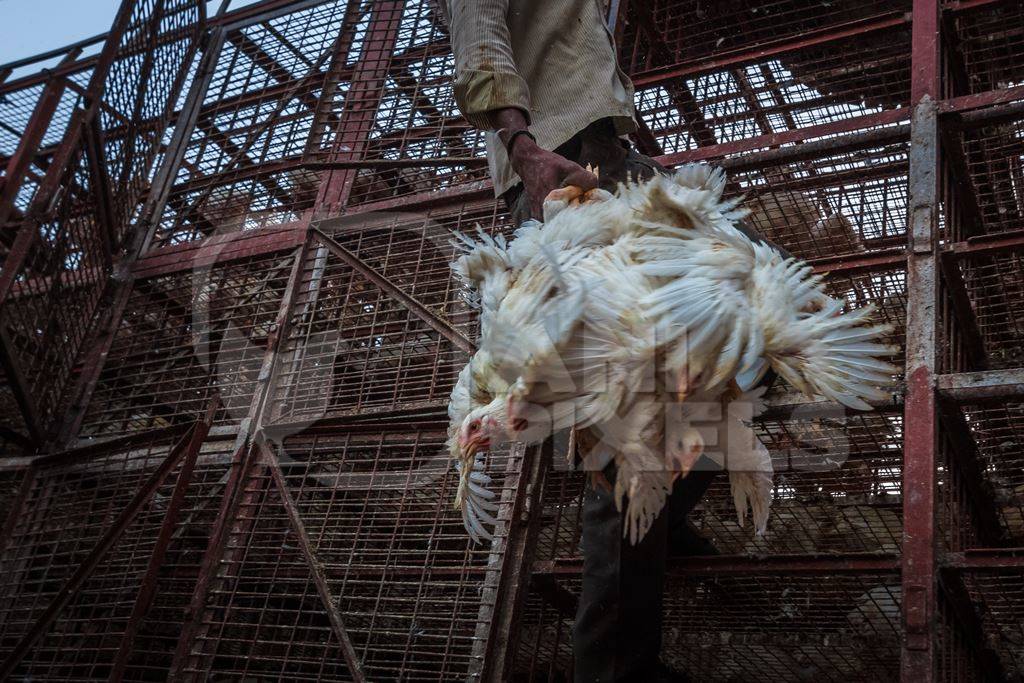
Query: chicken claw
542 185 613 222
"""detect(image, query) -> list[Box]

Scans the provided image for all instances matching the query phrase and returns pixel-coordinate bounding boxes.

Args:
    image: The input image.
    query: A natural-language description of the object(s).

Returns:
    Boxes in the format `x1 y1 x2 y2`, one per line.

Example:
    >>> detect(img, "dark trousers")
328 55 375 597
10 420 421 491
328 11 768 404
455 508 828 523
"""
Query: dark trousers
574 463 719 682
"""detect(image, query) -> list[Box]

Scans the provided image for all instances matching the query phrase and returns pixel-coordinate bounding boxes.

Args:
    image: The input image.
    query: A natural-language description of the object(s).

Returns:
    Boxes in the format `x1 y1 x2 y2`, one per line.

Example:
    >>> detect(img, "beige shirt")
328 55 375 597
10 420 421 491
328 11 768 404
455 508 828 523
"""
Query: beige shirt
443 0 637 196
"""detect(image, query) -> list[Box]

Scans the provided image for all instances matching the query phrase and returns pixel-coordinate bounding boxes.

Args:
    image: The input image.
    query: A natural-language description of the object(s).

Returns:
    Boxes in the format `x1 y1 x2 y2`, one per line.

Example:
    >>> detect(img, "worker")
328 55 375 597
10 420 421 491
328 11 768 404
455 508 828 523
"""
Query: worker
440 1 720 680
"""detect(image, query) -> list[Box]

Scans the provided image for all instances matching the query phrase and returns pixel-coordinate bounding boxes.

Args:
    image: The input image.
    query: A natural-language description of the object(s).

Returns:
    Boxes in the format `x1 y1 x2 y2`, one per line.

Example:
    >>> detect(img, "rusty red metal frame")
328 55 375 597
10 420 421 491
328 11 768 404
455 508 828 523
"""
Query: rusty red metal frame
533 553 903 576
311 226 476 354
5 0 1024 678
901 0 941 679
264 441 367 682
0 403 217 680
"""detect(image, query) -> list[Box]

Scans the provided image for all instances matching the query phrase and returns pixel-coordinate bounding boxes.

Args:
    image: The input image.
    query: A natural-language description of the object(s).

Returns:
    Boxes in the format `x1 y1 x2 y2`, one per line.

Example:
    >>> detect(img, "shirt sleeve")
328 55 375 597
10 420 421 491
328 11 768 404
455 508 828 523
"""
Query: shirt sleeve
444 0 532 129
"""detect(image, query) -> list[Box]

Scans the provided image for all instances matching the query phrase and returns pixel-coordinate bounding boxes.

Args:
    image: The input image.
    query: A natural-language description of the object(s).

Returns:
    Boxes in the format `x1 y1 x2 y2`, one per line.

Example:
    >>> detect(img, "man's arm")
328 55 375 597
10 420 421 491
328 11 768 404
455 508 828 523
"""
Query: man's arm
488 107 599 219
446 0 597 218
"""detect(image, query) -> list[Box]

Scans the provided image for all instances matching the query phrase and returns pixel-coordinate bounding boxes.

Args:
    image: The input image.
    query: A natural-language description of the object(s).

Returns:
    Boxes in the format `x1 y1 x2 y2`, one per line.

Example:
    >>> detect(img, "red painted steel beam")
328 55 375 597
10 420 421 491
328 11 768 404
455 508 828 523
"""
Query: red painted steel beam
0 420 205 680
902 0 941 679
315 1 404 212
943 548 1024 570
936 368 1024 401
949 230 1024 257
938 84 1024 117
659 109 910 168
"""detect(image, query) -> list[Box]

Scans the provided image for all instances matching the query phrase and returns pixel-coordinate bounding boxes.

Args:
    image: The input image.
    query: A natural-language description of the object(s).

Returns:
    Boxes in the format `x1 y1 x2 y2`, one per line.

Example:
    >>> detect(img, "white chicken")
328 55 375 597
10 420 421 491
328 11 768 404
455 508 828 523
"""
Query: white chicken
447 164 896 544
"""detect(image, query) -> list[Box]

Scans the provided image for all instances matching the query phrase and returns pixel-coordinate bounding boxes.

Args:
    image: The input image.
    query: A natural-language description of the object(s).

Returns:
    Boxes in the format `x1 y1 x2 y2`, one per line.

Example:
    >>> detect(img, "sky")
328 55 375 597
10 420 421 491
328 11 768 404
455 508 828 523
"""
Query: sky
0 0 265 70
0 0 121 67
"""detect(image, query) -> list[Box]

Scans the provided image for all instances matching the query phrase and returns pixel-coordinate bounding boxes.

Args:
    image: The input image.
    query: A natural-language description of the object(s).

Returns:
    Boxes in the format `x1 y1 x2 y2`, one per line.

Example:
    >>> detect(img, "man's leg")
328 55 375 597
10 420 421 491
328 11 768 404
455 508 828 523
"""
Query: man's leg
573 463 669 683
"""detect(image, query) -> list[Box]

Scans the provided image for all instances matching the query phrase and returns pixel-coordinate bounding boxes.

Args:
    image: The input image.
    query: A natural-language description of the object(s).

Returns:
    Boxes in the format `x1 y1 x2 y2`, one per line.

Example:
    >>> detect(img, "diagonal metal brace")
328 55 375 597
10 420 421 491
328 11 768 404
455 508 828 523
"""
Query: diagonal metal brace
0 404 217 680
311 227 476 355
263 441 367 683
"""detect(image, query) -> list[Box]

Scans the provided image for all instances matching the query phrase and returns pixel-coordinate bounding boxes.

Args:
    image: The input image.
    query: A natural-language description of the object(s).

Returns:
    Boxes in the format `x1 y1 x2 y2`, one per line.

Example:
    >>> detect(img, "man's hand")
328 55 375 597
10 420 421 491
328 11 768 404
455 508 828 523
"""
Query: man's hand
509 136 599 220
487 107 598 220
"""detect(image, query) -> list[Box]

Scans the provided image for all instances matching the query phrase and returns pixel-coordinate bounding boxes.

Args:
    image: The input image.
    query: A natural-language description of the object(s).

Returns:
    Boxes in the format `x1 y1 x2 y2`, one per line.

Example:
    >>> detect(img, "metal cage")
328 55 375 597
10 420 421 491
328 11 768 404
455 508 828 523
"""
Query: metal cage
1 0 1022 680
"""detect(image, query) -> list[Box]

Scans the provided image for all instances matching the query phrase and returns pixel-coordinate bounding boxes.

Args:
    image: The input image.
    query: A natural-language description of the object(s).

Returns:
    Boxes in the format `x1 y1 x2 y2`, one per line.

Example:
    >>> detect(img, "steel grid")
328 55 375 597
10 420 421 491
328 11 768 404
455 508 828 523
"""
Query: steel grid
268 202 507 426
79 247 298 438
1 0 1024 680
0 416 227 680
176 431 525 681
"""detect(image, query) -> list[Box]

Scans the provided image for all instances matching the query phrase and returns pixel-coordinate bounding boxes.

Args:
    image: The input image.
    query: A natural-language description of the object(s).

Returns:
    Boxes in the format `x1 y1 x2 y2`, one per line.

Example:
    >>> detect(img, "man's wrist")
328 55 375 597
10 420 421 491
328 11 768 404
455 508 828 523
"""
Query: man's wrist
507 133 539 171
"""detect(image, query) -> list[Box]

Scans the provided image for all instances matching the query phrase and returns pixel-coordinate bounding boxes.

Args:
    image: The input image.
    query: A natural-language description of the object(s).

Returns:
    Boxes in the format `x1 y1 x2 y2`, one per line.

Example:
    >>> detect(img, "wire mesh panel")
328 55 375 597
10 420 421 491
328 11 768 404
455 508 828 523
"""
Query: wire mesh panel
79 248 297 438
0 434 180 677
514 570 902 682
960 569 1024 681
958 118 1024 238
180 432 525 681
950 1 1024 96
268 201 509 425
617 0 910 77
0 0 202 438
737 141 910 260
336 1 491 207
150 0 357 248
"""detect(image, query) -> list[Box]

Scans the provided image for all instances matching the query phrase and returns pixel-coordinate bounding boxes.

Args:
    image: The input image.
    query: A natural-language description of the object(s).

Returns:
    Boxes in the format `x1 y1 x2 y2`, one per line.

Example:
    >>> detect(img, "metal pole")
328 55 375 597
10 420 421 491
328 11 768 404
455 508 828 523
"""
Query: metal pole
902 0 941 679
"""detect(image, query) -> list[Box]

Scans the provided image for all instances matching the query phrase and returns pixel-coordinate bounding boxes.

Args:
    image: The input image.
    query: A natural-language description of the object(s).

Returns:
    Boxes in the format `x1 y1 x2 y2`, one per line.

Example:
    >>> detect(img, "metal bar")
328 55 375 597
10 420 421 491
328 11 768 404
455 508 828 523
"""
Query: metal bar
167 443 258 680
0 33 104 73
475 440 552 682
939 83 1024 116
936 368 1024 401
944 549 1024 570
0 67 73 226
902 0 941 678
533 553 903 576
264 442 367 682
950 230 1024 257
631 10 910 88
134 225 304 278
107 399 219 682
0 420 201 680
659 109 910 168
126 224 907 287
315 0 404 211
311 227 476 354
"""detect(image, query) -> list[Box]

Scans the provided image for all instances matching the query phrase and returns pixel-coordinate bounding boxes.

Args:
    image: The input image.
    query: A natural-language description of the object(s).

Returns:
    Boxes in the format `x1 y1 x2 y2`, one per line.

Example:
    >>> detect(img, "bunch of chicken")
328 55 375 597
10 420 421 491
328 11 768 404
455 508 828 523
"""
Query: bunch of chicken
446 164 896 544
